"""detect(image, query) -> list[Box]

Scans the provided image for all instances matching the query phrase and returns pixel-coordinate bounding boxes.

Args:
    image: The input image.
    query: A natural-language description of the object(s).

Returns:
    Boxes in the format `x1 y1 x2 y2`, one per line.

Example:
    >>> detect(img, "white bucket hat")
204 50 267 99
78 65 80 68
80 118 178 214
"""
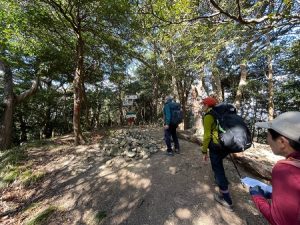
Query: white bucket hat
255 111 300 144
165 95 173 103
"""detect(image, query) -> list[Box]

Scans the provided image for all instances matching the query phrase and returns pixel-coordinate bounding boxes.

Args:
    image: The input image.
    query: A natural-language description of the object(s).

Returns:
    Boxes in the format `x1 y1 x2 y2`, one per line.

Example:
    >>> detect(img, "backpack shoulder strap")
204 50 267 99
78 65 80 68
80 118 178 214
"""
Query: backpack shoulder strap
277 157 300 169
204 109 218 130
204 108 217 117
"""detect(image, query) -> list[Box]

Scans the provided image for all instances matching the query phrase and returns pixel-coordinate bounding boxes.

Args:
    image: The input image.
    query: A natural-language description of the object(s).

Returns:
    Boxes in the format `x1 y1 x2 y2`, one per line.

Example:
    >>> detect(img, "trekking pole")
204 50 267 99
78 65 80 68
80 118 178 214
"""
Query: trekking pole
229 154 245 188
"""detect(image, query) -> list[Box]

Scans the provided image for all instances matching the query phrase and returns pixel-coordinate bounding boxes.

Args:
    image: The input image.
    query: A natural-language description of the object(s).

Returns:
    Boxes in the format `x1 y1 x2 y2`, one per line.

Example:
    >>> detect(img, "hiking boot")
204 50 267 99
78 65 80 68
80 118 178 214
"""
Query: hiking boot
174 148 180 154
214 193 234 211
166 151 174 156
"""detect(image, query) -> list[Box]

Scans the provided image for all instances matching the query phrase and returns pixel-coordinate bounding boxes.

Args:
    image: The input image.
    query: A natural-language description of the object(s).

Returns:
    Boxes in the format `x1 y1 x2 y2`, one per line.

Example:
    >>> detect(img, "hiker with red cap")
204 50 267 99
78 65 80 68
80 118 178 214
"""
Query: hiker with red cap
201 96 234 211
251 111 300 225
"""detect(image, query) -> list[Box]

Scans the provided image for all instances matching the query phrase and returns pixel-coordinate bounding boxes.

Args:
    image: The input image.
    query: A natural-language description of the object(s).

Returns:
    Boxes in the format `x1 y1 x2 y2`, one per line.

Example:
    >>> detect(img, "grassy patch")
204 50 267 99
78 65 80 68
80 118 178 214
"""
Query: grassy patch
0 147 27 186
26 206 57 225
0 147 45 187
0 147 27 171
20 170 45 187
2 167 20 183
95 211 107 224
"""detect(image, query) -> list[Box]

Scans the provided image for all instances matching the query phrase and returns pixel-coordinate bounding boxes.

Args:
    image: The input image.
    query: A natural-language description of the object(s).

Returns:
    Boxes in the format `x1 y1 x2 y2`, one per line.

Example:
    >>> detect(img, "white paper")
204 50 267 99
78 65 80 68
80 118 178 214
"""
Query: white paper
241 176 272 193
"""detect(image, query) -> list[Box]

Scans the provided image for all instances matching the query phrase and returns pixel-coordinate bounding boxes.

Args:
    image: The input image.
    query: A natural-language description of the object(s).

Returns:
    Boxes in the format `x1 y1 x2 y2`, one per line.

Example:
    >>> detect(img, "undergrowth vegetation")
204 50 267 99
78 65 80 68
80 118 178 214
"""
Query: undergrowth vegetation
0 140 54 188
26 206 58 225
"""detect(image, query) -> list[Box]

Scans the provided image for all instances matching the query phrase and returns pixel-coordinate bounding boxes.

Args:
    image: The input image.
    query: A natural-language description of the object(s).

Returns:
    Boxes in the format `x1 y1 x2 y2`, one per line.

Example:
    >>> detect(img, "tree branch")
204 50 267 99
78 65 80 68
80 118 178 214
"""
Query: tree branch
236 0 242 20
43 0 78 33
209 0 241 23
16 76 40 104
209 0 298 25
141 4 221 26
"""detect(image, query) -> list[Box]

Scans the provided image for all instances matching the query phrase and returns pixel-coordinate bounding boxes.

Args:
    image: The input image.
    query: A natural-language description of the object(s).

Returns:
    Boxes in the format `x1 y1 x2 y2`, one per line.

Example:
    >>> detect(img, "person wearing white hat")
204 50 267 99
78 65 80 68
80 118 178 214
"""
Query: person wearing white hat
250 111 300 225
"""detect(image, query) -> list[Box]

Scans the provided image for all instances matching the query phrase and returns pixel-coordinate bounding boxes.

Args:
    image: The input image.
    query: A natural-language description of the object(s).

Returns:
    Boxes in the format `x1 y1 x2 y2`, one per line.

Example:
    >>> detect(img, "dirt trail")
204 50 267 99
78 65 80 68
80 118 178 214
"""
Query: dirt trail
1 128 269 225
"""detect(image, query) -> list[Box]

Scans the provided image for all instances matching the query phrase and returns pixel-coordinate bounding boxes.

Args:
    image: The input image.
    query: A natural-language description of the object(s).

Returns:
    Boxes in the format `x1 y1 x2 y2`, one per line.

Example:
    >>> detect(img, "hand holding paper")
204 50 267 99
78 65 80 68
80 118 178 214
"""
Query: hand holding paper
241 177 272 199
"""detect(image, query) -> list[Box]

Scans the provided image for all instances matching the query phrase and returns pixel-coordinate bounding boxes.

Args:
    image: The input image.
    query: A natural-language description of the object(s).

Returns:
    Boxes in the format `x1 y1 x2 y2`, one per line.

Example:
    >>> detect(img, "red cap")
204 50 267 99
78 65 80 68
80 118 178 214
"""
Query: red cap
202 97 218 107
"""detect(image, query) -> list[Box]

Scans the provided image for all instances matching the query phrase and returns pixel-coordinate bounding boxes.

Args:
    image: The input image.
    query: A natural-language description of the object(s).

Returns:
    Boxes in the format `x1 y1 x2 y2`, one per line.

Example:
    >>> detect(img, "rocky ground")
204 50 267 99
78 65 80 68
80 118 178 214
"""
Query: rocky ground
0 126 276 225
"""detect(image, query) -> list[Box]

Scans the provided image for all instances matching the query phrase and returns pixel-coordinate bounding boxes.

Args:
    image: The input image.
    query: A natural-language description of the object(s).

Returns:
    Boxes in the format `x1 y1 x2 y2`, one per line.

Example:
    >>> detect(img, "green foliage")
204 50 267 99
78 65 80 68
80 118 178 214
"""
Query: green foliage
0 146 45 187
0 147 27 170
14 82 74 141
2 168 19 183
0 147 27 186
275 79 300 112
283 40 300 75
20 170 45 187
26 206 57 225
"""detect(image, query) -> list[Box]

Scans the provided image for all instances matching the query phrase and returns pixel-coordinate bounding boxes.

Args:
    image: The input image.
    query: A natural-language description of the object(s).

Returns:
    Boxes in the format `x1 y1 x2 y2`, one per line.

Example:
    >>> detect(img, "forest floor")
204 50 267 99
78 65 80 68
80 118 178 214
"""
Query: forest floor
0 126 272 225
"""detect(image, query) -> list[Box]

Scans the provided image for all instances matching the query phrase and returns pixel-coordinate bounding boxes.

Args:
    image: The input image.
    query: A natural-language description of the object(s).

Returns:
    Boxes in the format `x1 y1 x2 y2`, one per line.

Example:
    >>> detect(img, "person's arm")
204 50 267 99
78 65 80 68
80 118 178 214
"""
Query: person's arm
164 104 171 127
251 195 276 225
250 164 292 225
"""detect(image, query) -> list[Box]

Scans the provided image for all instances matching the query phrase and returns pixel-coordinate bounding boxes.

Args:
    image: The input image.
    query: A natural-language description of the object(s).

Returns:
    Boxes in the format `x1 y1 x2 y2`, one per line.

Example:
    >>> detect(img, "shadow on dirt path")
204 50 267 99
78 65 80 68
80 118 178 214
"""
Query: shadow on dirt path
96 129 268 225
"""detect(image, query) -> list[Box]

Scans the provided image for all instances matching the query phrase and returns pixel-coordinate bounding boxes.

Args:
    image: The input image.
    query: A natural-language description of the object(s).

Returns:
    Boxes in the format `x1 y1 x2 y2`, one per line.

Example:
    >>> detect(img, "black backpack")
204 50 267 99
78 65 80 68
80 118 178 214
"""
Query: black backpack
169 102 183 126
208 103 252 153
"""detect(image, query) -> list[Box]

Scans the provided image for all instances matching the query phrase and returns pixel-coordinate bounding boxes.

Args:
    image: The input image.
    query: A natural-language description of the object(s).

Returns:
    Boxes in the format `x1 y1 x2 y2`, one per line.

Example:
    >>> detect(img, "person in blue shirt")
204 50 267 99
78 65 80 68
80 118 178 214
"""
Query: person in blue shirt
163 96 180 156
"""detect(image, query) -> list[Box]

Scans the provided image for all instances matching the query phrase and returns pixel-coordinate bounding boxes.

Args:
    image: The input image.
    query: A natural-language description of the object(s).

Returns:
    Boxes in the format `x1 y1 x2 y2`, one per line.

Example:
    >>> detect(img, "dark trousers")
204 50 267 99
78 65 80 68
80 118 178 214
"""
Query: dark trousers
164 125 179 152
209 142 230 190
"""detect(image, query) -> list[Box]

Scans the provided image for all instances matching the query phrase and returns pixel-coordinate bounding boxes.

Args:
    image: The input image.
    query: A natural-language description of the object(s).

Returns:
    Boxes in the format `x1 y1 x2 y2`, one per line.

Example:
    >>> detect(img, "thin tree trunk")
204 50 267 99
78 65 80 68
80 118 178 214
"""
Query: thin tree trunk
82 83 91 130
73 33 85 145
252 98 258 142
192 77 205 135
176 75 194 130
234 63 248 111
267 55 274 120
118 90 124 125
153 74 159 119
201 75 209 97
171 75 177 99
43 80 52 138
211 67 223 101
18 113 28 142
43 106 52 138
62 87 69 131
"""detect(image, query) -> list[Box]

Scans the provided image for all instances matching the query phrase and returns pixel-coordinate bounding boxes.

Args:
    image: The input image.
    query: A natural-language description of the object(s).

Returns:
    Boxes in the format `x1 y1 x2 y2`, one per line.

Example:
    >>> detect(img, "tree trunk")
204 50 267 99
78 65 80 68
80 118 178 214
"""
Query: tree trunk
18 113 28 142
234 63 248 111
176 75 194 130
82 82 91 130
171 75 178 99
0 61 15 150
201 75 209 96
267 55 274 120
211 67 223 101
0 60 39 150
43 106 52 139
73 33 85 145
191 76 205 135
252 99 259 142
153 73 159 119
118 90 124 125
43 80 53 138
62 87 70 132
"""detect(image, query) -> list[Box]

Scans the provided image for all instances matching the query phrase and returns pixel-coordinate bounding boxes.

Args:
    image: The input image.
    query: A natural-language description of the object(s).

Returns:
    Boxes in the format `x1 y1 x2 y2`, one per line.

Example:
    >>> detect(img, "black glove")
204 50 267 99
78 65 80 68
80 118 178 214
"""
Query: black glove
249 185 265 197
264 191 272 199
